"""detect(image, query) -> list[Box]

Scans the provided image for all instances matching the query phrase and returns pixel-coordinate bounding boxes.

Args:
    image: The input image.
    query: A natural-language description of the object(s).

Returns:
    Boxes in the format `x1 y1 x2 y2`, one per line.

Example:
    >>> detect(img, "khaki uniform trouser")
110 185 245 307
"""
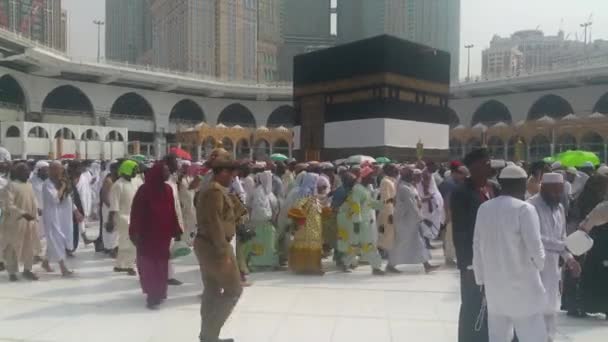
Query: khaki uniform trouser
194 236 243 341
3 243 34 275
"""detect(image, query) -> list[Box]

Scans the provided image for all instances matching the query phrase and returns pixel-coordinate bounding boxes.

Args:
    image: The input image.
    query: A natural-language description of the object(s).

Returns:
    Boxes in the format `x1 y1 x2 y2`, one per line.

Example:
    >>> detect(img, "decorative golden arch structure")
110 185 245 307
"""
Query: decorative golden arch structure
450 113 608 162
176 123 294 160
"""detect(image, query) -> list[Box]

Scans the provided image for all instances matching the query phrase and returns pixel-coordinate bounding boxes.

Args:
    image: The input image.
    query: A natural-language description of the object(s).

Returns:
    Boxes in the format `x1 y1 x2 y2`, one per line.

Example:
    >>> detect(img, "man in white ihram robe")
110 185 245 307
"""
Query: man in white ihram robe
528 173 581 342
473 164 547 342
30 161 49 259
42 162 75 275
388 167 436 273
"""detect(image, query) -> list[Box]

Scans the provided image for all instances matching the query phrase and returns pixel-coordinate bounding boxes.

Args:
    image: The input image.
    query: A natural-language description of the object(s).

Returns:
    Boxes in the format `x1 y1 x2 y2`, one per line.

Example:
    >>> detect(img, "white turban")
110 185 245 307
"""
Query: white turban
499 164 528 179
542 172 564 184
35 161 50 170
597 165 608 176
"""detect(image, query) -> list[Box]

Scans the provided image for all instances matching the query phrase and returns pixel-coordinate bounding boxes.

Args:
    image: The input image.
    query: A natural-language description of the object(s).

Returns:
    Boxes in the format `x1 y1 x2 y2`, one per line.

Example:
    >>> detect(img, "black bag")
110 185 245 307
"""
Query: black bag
236 224 256 242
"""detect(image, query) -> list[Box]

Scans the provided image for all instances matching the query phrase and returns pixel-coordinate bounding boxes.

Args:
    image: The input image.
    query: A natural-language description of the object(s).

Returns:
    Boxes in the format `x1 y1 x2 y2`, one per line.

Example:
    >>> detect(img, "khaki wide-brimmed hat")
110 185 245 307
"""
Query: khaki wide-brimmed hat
208 149 239 168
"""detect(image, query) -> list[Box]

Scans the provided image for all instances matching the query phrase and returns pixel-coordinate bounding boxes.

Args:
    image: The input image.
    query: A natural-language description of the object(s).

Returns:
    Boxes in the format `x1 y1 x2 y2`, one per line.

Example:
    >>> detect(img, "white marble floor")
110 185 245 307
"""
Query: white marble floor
1 235 607 342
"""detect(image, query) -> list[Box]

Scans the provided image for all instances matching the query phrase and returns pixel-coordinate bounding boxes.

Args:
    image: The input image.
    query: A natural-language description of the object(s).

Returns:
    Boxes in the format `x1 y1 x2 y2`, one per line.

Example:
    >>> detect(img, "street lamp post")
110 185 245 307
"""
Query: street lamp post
465 44 474 82
580 21 593 45
93 20 105 63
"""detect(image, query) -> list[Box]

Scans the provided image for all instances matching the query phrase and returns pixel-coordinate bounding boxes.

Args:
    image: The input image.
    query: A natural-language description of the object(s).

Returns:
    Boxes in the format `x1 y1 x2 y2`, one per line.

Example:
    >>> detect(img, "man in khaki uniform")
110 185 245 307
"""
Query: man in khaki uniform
195 150 247 342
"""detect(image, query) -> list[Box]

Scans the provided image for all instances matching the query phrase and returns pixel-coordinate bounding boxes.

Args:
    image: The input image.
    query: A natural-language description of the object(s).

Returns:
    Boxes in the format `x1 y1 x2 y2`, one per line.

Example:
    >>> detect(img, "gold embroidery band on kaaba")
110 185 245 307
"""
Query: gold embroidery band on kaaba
294 72 449 98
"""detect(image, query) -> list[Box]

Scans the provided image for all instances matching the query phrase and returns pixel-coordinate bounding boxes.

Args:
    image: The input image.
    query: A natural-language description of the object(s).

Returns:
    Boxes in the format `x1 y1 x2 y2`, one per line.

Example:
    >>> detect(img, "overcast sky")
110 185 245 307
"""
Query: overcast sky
63 0 608 79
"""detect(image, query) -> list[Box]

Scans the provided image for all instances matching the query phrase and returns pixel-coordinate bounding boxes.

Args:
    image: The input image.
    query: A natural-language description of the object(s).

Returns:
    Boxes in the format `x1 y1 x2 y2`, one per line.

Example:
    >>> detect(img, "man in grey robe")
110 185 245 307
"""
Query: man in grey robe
387 166 438 273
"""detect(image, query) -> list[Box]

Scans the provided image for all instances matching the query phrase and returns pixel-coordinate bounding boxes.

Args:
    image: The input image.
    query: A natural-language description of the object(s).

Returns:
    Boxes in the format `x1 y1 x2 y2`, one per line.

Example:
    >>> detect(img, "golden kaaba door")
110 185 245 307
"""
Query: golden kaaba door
298 95 325 161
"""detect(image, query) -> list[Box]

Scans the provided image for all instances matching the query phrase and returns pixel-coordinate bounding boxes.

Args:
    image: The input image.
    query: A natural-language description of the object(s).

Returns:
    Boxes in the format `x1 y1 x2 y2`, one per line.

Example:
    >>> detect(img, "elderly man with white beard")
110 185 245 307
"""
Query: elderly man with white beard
473 164 547 342
528 173 582 341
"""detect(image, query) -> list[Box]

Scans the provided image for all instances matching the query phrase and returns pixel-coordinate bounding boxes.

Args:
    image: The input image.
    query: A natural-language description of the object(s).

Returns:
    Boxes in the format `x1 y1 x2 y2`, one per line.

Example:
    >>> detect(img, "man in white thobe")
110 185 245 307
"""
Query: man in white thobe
387 166 437 273
0 159 10 272
30 161 49 260
107 160 141 275
41 161 75 276
164 154 185 286
1 163 39 281
474 164 547 342
528 173 581 342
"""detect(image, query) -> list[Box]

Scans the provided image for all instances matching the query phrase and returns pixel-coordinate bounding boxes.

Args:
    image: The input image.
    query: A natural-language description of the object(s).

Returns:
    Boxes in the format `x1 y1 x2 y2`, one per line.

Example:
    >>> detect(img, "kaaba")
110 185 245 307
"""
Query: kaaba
293 34 452 162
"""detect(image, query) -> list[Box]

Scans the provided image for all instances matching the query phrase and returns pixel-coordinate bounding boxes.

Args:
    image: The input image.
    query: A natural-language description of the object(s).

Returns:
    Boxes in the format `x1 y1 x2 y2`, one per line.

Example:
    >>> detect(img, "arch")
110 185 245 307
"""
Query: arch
471 100 512 126
529 135 551 161
487 136 505 159
580 132 604 161
0 74 26 109
254 139 270 159
236 139 250 159
273 138 290 155
594 93 608 114
267 105 296 128
555 133 577 153
28 126 49 138
111 92 154 118
42 85 94 114
5 125 20 138
169 99 205 123
221 137 234 153
527 94 574 121
449 139 463 159
106 130 124 142
217 103 256 127
55 127 76 140
447 108 460 128
81 129 101 141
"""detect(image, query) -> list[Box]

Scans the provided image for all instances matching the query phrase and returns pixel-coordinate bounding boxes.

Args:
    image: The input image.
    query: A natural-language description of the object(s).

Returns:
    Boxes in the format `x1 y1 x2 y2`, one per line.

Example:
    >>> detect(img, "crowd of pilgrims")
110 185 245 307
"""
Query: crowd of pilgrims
1 147 608 341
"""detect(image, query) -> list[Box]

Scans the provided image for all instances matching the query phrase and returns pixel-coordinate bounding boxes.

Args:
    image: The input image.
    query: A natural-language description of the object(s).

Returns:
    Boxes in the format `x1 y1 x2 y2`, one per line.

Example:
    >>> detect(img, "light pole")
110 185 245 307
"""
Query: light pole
465 44 474 82
93 20 105 63
580 21 592 44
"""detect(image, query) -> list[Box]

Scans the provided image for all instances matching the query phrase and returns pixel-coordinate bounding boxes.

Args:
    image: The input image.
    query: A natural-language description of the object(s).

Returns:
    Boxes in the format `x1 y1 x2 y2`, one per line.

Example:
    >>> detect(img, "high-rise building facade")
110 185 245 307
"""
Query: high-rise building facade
0 0 66 51
257 0 281 82
149 0 216 76
278 0 335 81
105 0 152 64
148 0 257 81
215 0 258 81
481 30 608 80
337 0 408 44
406 0 460 81
337 0 460 81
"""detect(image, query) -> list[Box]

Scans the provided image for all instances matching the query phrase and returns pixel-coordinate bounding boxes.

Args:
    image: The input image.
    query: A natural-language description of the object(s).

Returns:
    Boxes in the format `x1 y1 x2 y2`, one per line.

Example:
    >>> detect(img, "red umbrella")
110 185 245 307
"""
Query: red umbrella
61 153 77 160
169 147 192 161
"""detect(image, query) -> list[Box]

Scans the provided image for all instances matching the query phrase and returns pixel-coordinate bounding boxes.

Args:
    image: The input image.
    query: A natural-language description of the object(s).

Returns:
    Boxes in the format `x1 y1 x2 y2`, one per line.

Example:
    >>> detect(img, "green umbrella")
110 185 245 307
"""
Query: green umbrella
129 154 147 162
270 153 288 162
375 157 392 164
555 150 600 168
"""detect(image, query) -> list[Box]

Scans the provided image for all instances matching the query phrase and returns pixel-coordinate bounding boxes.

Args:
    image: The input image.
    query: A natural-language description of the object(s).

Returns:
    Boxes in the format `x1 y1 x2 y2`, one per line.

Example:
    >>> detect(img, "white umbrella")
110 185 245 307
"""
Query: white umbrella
346 155 376 165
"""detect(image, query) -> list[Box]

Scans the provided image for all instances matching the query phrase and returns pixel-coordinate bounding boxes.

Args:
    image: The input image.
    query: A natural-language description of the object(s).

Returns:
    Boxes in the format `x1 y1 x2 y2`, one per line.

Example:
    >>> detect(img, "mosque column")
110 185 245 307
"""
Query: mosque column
503 141 508 160
604 143 607 163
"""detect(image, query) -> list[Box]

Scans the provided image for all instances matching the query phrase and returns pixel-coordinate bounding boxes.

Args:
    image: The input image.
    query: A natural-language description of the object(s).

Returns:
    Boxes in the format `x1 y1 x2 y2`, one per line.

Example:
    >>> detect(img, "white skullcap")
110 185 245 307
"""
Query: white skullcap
490 159 506 169
499 164 528 179
582 161 594 168
35 160 49 169
253 161 266 169
179 160 192 167
566 167 577 175
551 161 562 170
542 172 564 184
597 165 608 176
413 169 423 175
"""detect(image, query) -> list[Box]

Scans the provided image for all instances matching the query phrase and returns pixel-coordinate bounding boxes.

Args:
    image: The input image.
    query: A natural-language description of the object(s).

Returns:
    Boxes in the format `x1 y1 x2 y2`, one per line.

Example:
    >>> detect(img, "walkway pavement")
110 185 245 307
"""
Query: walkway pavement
1 233 606 342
